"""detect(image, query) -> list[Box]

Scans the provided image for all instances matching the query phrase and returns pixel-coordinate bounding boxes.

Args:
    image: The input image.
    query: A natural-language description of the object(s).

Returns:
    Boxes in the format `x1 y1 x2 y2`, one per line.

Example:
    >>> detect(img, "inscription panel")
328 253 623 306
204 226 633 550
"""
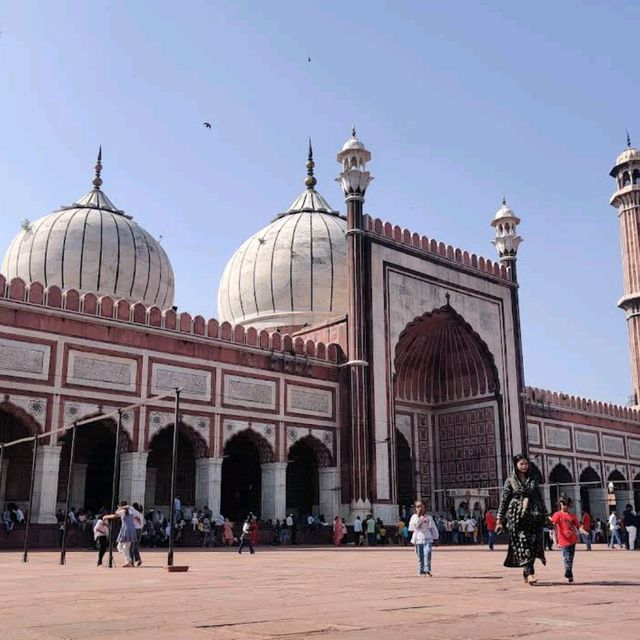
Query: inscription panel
575 430 599 453
545 425 571 450
223 374 276 410
67 350 137 391
527 423 541 446
152 363 211 401
629 439 640 459
0 338 50 380
286 384 332 418
603 435 625 457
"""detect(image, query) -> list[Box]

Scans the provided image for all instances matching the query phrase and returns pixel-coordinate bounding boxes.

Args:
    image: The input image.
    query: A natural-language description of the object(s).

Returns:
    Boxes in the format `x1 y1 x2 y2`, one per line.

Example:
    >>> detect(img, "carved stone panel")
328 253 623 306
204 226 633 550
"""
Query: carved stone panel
152 363 211 401
0 338 50 380
603 435 625 457
544 425 571 450
223 374 276 410
575 430 599 453
67 351 137 392
286 384 332 418
527 423 541 446
628 439 640 460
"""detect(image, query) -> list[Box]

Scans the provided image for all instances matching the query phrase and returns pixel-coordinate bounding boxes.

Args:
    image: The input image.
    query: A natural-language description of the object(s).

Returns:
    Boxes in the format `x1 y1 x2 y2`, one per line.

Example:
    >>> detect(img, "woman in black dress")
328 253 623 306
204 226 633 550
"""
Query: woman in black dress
495 454 547 585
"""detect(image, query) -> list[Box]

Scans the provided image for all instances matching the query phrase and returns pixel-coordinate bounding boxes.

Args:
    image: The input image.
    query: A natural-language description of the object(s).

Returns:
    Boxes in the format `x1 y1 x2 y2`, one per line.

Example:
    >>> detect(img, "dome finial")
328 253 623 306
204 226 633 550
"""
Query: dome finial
92 146 103 189
627 129 632 147
305 137 317 189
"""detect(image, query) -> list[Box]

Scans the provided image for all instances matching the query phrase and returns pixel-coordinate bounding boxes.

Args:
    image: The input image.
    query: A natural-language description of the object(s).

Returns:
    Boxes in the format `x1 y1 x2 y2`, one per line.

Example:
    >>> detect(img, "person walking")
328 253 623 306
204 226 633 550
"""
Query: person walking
93 510 109 566
223 517 234 546
495 454 548 585
128 502 144 567
286 513 294 544
608 512 623 549
353 516 364 546
105 501 137 567
623 504 638 550
408 500 439 576
366 514 376 546
237 516 255 555
549 496 580 583
485 510 497 550
580 510 592 550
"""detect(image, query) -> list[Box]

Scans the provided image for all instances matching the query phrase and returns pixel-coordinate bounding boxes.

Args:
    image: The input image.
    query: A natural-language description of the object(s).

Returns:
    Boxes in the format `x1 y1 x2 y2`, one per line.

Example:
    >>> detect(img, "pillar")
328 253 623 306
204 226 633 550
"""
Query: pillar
145 468 157 509
119 452 148 507
563 484 579 511
588 488 608 522
195 457 223 517
31 445 62 523
261 462 287 522
318 467 340 520
70 463 87 509
540 484 552 513
616 490 635 512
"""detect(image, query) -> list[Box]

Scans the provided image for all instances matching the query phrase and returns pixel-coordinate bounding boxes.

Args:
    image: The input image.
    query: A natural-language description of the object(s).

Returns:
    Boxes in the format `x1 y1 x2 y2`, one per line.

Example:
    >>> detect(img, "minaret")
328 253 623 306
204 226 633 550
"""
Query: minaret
491 199 527 456
336 128 373 517
610 134 640 404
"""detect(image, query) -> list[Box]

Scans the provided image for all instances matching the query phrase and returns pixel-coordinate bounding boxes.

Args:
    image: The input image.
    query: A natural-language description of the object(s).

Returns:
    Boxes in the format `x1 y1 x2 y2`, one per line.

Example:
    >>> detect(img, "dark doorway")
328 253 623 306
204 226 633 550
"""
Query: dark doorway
221 432 261 521
148 426 196 506
0 409 34 503
579 466 601 515
396 429 414 515
549 464 573 512
634 474 640 512
287 439 319 516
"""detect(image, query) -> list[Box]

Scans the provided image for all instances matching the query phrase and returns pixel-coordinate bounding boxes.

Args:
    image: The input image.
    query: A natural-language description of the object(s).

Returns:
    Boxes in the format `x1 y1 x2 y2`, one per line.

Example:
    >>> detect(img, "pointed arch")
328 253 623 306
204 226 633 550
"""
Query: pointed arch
0 400 43 437
288 434 333 468
394 304 500 404
225 428 274 464
549 463 574 484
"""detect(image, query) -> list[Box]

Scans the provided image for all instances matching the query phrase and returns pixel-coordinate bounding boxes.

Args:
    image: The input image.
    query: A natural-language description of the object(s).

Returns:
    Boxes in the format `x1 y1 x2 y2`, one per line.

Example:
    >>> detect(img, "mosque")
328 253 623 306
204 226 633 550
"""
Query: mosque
1 130 640 542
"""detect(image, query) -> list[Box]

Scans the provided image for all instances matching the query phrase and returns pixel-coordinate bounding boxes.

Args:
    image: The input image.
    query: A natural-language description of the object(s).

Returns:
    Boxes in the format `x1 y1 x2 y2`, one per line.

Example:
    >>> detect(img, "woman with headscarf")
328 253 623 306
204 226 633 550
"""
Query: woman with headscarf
495 454 547 585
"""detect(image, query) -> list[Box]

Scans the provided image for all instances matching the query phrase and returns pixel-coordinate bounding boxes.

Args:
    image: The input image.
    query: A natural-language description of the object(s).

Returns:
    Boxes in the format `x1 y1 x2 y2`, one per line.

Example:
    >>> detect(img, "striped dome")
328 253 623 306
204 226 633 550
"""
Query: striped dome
217 187 347 330
1 160 174 309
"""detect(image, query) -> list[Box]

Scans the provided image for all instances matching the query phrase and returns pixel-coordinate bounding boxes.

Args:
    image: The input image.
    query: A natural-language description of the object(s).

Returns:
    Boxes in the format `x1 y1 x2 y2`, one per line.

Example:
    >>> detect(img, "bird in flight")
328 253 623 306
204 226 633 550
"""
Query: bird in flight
307 57 311 62
203 122 212 129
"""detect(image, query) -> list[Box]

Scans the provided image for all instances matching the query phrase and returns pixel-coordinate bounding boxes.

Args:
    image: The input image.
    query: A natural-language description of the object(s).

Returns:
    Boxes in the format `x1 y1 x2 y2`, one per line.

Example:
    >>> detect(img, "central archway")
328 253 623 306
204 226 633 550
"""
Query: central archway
221 430 273 521
57 418 133 513
393 303 501 510
0 407 37 506
549 463 573 511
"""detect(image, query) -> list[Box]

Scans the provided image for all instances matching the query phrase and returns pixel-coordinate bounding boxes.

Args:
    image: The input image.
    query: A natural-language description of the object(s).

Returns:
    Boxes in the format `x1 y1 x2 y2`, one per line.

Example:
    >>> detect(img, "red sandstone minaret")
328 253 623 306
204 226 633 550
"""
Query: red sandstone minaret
336 128 374 517
610 134 640 404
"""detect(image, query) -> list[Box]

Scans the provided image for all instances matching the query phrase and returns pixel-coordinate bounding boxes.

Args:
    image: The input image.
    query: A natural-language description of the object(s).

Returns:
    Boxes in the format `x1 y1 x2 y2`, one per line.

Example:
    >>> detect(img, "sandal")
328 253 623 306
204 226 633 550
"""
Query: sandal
527 575 537 585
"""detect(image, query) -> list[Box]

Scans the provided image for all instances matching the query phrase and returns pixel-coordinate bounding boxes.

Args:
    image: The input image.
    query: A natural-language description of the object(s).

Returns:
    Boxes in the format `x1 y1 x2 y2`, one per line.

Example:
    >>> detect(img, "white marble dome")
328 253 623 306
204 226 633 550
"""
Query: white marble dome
1 155 175 309
217 158 347 329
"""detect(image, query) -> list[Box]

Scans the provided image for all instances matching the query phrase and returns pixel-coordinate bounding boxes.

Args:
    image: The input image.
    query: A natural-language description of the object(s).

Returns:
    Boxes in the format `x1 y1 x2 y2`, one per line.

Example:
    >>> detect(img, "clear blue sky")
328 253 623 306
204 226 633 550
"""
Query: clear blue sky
1 1 638 404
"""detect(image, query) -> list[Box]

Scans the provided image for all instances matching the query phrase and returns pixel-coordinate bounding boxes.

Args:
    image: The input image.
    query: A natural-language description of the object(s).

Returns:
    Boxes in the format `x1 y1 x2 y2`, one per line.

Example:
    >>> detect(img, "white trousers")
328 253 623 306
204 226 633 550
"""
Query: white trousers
627 525 637 550
117 541 132 564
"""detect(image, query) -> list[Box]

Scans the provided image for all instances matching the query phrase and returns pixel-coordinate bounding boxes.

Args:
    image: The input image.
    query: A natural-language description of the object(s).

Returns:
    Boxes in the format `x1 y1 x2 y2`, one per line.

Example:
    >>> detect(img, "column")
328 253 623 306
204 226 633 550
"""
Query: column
31 445 62 524
319 467 340 520
589 488 608 522
195 457 223 517
119 452 148 507
540 484 552 513
70 463 87 509
563 484 579 511
261 462 287 522
616 490 635 512
145 468 157 509
0 458 9 508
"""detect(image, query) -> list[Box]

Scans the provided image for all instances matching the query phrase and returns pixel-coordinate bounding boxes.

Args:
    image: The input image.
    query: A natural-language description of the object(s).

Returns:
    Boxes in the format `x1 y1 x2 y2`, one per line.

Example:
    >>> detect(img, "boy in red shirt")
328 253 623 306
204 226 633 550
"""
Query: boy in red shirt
549 496 580 583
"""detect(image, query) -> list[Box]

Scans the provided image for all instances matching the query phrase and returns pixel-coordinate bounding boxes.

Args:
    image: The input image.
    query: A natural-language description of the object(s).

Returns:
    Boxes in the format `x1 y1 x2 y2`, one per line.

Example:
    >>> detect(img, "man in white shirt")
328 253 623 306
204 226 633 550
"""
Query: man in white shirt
609 511 623 548
353 516 364 546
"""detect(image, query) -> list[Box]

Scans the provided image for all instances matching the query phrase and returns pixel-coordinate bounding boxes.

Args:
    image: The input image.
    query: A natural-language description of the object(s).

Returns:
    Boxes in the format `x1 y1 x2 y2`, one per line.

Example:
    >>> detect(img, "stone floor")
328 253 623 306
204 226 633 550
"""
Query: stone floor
1 545 639 639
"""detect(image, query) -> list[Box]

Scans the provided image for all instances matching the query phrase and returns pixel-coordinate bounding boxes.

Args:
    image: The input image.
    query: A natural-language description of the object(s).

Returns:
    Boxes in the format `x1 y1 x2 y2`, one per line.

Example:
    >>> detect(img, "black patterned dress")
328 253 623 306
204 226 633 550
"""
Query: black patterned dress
497 473 547 575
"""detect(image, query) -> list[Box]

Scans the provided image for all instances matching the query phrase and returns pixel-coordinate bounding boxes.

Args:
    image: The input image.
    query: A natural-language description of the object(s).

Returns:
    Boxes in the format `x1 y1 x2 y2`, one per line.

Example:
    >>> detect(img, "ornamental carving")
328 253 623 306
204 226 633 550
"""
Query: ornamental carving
0 338 48 377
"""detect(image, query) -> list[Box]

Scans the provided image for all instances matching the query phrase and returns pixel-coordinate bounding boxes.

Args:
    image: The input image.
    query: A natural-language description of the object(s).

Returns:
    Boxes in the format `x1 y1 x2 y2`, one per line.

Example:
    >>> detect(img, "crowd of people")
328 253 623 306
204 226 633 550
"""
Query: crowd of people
1 502 25 533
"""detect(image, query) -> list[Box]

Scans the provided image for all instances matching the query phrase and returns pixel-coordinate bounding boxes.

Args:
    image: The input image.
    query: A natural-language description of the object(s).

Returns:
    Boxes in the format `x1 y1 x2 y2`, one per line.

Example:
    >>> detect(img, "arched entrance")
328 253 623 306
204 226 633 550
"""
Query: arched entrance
579 466 601 515
395 429 414 514
57 419 133 513
286 435 332 517
147 424 205 508
221 430 272 521
394 302 501 510
549 463 573 511
608 469 628 491
0 407 37 507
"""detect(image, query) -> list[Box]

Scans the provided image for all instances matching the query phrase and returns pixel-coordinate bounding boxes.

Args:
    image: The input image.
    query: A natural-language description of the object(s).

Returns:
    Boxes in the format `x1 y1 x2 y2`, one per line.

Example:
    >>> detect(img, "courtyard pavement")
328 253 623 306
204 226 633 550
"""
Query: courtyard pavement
1 545 639 640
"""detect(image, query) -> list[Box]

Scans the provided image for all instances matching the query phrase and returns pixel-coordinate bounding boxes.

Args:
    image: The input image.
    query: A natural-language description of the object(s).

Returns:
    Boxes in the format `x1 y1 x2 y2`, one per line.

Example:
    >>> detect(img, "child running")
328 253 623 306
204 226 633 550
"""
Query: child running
549 496 580 583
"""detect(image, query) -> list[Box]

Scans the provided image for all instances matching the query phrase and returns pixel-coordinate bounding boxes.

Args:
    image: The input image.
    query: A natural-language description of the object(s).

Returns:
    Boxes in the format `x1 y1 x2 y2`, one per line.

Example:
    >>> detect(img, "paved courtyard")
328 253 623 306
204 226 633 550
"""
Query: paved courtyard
1 545 638 640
